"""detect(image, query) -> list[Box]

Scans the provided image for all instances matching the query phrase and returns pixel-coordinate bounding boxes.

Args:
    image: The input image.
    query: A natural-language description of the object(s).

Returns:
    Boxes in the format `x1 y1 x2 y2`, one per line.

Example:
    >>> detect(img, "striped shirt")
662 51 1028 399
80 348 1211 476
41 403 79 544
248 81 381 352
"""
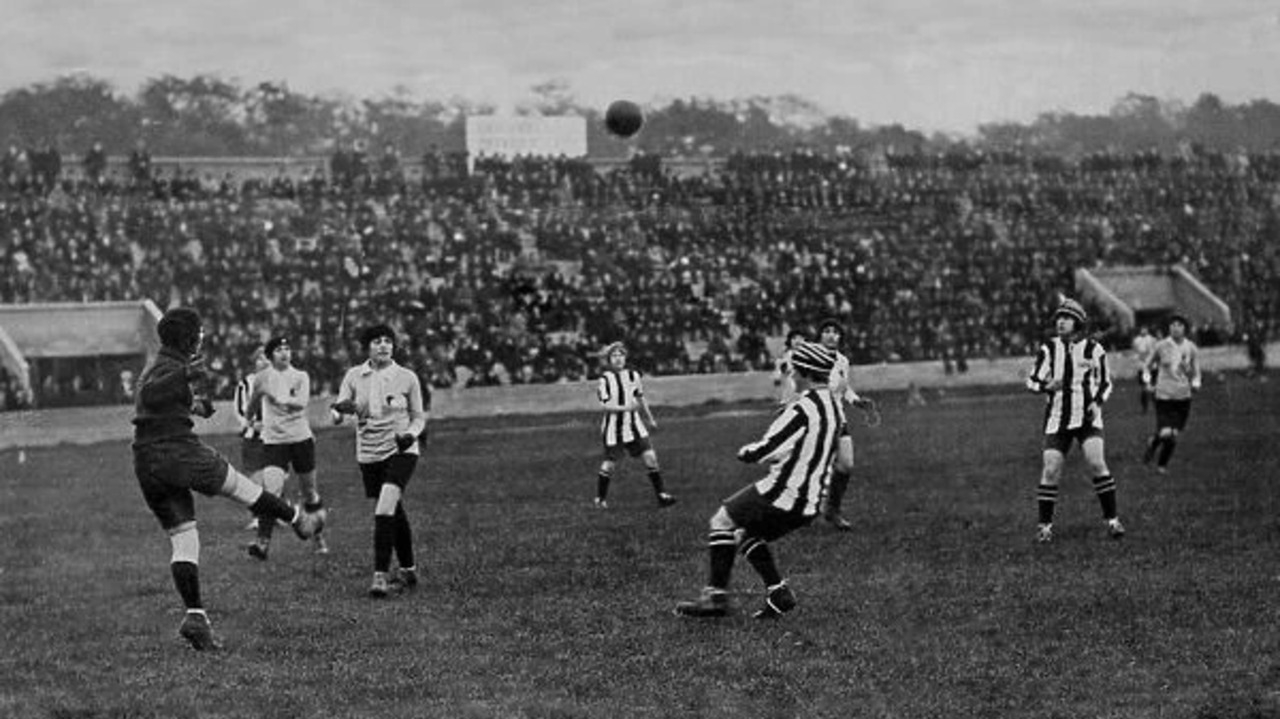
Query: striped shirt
233 374 262 440
336 360 427 464
597 368 649 446
738 387 841 516
255 366 314 444
1149 337 1201 401
1026 336 1113 434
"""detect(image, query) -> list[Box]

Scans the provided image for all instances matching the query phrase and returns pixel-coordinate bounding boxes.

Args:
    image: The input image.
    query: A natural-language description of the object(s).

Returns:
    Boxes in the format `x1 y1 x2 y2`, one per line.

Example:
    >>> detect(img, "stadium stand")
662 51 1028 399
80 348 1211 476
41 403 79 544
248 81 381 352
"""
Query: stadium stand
0 146 1276 408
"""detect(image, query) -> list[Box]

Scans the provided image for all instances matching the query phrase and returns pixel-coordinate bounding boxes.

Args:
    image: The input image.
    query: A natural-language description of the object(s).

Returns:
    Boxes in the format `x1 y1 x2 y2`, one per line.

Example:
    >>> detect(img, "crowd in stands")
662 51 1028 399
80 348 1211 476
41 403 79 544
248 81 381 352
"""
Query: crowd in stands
0 139 1277 407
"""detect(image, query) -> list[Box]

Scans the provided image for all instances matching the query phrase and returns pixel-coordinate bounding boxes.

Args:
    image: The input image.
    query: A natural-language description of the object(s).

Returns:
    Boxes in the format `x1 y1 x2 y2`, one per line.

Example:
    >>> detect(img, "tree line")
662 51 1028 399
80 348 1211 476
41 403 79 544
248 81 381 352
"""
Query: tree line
3 73 1279 158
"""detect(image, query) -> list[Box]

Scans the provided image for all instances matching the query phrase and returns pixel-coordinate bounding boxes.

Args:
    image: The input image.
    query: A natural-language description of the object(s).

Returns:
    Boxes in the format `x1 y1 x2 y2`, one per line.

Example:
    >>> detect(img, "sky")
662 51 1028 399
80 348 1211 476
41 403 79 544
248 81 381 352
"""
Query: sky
2 0 1279 134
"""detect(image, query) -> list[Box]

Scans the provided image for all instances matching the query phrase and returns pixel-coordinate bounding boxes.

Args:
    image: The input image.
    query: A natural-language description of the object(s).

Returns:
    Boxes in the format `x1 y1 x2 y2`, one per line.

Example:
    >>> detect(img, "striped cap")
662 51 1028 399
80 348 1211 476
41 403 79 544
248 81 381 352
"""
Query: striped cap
790 340 835 376
1054 298 1086 324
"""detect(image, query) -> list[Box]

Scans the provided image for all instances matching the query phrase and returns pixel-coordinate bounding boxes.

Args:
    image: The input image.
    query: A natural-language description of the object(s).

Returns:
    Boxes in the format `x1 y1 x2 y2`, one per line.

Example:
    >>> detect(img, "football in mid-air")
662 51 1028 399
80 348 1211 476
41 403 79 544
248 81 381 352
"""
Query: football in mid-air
604 100 644 138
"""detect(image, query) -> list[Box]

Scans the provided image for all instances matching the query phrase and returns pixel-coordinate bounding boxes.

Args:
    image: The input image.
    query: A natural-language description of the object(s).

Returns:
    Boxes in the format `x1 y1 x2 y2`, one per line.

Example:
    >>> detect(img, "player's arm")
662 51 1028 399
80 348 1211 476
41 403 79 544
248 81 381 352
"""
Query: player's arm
1094 348 1113 404
403 375 428 440
636 388 657 428
330 370 359 422
1189 345 1203 392
738 406 805 464
1025 345 1059 393
279 372 311 411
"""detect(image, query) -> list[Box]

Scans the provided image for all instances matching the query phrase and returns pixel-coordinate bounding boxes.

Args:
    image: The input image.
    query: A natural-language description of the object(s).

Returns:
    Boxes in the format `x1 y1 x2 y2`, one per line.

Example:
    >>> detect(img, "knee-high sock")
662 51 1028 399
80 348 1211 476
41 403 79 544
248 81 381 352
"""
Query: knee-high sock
826 470 850 513
707 530 736 590
374 515 396 573
1157 436 1178 467
741 537 782 587
596 470 611 501
1037 484 1059 525
171 561 202 610
647 469 667 496
1093 475 1118 520
393 503 415 570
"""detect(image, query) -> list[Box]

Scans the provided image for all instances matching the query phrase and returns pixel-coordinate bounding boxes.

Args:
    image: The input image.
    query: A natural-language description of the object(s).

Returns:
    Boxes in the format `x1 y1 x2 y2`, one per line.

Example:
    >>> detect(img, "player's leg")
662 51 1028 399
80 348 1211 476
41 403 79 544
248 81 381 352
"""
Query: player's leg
1036 442 1066 542
1154 400 1190 472
249 456 288 559
387 454 419 590
370 482 403 598
639 444 675 507
139 467 220 652
167 522 221 651
1082 434 1123 538
291 440 328 554
595 452 616 508
218 464 322 539
675 504 738 617
823 432 855 531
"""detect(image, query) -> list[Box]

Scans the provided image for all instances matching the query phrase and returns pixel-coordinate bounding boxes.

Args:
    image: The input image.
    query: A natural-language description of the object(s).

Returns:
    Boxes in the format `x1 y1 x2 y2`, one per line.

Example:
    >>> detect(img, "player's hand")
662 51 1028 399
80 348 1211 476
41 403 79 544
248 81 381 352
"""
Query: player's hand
331 399 357 415
395 433 417 452
736 446 752 462
192 395 215 418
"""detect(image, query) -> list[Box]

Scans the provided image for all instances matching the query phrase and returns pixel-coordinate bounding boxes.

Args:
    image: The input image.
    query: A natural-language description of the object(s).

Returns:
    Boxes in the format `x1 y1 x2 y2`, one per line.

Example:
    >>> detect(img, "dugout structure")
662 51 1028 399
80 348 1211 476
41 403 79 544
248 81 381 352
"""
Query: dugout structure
1075 264 1232 335
0 300 163 408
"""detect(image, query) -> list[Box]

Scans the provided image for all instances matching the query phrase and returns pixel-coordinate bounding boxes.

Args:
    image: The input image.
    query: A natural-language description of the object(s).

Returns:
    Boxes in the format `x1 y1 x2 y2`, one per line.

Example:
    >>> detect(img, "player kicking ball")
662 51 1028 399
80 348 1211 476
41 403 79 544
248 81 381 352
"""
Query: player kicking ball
132 308 325 650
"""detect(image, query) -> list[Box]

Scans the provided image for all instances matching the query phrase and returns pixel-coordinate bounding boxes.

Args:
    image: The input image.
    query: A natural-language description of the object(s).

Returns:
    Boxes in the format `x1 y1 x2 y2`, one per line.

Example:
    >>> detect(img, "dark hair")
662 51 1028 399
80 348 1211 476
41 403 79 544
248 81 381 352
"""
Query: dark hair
817 318 843 337
157 308 201 354
360 324 396 349
264 336 290 357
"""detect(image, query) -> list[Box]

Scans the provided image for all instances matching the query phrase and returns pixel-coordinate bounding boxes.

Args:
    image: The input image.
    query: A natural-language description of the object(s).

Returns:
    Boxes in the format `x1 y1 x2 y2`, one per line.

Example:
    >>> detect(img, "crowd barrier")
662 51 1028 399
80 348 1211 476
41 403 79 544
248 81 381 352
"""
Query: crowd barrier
0 343 1272 450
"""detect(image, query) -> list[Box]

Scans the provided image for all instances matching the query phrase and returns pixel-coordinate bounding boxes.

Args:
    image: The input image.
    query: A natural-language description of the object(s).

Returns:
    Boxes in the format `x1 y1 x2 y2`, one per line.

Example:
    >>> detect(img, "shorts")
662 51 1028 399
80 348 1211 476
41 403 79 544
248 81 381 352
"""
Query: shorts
1043 426 1104 453
722 485 814 543
263 438 316 474
1154 399 1192 431
133 436 231 531
603 436 652 461
360 454 418 498
240 436 266 473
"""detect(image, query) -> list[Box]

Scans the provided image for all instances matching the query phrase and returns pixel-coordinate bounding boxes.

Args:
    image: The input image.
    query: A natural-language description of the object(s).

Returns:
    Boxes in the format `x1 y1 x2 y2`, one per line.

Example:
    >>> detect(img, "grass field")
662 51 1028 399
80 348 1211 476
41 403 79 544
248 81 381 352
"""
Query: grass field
2 374 1279 719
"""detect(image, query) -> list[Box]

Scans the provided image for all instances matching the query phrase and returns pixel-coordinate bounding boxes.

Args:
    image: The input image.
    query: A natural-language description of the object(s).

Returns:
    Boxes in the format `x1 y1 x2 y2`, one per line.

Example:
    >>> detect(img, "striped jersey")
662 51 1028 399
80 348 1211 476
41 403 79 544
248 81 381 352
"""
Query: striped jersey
336 360 427 464
738 387 841 516
233 374 262 440
1026 336 1113 434
255 366 314 444
1149 337 1201 401
597 368 649 446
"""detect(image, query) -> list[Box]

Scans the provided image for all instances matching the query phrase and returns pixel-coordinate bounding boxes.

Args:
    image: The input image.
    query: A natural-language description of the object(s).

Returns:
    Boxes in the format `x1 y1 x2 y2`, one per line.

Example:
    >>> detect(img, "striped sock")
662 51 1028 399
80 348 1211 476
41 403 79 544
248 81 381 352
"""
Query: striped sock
1036 484 1059 525
741 537 782 587
1093 475 1118 520
707 530 736 590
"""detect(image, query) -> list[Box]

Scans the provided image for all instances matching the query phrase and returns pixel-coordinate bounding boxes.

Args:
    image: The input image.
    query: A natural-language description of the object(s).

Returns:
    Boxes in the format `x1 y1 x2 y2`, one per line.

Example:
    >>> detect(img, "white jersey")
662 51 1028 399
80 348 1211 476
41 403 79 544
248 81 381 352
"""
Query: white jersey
336 360 427 464
827 350 863 405
256 365 314 445
1150 337 1201 401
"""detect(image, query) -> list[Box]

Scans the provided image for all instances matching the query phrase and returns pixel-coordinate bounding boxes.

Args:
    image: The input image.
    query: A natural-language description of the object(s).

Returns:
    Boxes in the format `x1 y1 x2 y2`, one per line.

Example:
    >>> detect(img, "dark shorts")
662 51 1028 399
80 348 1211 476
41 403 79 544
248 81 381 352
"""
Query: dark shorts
133 436 230 531
1155 399 1192 431
360 454 418 498
240 436 266 473
263 438 316 474
722 485 814 543
1043 426 1104 453
603 435 652 461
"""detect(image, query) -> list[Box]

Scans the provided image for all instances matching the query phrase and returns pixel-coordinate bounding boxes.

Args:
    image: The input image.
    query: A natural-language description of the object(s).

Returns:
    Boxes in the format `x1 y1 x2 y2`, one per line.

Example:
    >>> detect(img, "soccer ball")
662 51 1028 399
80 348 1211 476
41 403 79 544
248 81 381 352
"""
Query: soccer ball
604 100 644 138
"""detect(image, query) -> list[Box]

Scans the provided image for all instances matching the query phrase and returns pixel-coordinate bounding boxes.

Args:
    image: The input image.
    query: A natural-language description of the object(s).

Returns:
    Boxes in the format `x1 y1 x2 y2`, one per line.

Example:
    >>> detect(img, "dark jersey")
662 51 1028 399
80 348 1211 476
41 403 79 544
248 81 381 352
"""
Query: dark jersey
132 347 197 445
